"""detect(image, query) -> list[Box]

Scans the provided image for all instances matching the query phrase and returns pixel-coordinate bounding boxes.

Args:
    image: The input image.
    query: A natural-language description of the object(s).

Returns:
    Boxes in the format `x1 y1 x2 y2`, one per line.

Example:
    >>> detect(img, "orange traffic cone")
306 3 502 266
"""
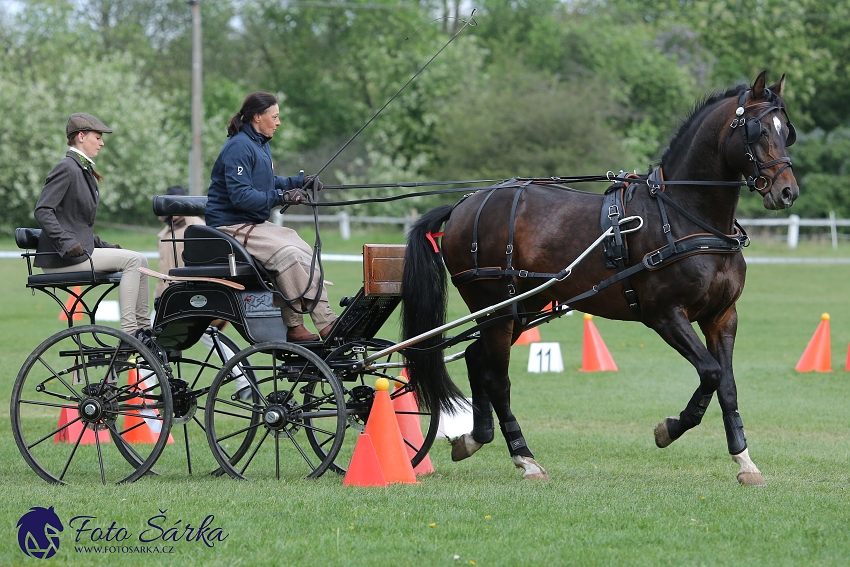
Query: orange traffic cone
580 314 618 371
122 364 174 444
59 286 84 322
795 313 832 372
392 372 434 475
343 434 388 487
54 407 110 444
514 327 541 345
362 378 417 484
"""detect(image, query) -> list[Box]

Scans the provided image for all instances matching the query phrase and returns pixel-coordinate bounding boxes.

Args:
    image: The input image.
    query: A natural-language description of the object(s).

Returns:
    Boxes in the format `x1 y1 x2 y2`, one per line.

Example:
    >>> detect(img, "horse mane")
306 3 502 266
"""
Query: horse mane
659 83 751 167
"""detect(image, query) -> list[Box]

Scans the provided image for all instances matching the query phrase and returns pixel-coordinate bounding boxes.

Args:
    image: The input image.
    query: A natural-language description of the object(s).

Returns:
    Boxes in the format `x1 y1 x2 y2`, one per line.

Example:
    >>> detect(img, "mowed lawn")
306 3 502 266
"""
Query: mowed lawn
0 227 849 566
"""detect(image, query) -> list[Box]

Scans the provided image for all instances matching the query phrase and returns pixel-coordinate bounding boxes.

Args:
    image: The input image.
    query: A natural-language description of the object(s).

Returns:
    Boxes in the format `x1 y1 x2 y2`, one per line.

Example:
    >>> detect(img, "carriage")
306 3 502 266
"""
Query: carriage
10 195 439 484
11 71 798 486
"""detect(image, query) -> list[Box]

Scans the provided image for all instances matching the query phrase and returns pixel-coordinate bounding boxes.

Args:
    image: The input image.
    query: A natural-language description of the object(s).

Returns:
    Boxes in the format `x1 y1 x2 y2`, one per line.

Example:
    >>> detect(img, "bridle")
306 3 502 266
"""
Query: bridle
729 89 796 193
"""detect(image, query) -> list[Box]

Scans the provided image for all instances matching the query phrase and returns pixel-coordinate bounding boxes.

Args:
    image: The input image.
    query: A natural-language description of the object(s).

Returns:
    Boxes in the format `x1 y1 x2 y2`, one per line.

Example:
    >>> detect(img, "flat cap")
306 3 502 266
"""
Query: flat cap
66 113 113 136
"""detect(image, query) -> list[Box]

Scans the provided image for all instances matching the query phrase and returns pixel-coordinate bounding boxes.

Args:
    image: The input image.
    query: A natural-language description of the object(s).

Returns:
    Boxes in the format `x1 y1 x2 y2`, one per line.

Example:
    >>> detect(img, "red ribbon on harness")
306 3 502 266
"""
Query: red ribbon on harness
425 231 444 253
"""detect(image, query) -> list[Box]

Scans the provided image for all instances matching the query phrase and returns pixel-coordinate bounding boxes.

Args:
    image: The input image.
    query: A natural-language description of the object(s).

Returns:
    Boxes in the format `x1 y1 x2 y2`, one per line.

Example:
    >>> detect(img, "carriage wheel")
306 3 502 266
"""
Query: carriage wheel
10 325 173 485
204 341 346 480
164 328 259 475
310 341 440 474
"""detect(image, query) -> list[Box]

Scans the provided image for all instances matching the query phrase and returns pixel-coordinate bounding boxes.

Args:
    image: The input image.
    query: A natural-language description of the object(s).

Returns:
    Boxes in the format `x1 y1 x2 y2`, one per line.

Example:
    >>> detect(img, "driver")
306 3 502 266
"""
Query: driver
205 92 337 342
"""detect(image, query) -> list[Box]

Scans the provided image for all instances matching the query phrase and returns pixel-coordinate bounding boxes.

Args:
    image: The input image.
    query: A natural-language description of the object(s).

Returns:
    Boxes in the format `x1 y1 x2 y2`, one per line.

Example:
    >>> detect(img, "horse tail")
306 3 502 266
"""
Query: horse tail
401 204 466 414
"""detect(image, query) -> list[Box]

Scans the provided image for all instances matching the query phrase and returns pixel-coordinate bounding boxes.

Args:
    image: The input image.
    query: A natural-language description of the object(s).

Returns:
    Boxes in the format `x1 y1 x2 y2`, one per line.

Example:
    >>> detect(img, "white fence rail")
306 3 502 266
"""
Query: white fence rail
271 210 415 240
738 212 850 249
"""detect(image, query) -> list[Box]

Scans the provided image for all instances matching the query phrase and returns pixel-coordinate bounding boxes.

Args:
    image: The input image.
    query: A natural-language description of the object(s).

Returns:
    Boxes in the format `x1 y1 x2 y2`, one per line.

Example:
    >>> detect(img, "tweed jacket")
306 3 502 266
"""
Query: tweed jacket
33 151 113 268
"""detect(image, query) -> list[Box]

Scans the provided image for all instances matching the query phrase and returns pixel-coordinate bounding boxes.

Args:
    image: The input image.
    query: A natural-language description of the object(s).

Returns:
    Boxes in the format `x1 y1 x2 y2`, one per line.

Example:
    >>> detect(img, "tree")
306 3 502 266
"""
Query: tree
0 54 185 229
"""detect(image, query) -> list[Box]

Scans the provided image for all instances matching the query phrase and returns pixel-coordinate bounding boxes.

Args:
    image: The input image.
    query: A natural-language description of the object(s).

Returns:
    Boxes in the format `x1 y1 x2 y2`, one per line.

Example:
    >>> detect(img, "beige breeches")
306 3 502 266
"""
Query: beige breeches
43 248 151 334
217 222 336 330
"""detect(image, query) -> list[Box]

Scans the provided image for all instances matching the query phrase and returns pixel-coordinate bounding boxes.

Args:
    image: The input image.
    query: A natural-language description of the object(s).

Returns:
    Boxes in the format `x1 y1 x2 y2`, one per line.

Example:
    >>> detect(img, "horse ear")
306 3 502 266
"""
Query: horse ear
752 70 768 100
768 73 786 97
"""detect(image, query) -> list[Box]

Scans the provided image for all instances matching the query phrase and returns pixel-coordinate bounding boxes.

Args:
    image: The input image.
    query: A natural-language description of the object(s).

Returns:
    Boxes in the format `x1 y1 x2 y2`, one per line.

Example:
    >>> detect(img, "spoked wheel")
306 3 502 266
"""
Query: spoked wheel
205 341 346 480
10 324 173 485
164 328 259 474
314 340 440 474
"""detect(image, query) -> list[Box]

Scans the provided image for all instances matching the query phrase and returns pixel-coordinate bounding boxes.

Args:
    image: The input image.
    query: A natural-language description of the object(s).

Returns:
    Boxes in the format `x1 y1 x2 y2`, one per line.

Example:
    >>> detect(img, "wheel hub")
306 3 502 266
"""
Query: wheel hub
263 391 301 435
169 379 197 425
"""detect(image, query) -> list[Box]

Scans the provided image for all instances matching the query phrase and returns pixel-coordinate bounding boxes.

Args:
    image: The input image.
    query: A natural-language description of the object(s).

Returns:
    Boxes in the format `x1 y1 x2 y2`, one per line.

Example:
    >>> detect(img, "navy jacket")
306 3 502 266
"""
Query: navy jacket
34 151 113 268
205 124 304 227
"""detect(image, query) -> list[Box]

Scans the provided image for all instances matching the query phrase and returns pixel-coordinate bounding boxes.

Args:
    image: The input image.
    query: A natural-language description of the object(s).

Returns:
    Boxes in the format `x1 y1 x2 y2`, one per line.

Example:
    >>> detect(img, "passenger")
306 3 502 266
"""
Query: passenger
205 92 337 342
34 113 151 340
154 184 204 304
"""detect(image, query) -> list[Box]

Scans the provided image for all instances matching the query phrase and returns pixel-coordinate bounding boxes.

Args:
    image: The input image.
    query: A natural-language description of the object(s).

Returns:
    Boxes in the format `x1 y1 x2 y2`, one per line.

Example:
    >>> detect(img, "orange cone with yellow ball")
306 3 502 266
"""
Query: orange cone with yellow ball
361 378 417 484
795 313 832 372
391 371 434 475
580 314 618 372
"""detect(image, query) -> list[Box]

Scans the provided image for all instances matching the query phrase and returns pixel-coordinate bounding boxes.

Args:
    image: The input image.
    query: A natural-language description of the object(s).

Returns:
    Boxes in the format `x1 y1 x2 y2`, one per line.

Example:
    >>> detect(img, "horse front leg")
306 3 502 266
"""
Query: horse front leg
650 311 719 449
700 306 765 486
647 310 729 448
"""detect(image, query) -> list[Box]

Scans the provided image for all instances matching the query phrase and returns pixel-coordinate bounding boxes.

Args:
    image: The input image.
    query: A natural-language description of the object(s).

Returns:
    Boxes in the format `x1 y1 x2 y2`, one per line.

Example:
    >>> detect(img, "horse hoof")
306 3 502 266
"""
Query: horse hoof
737 471 766 486
450 433 483 462
654 418 676 448
512 456 550 481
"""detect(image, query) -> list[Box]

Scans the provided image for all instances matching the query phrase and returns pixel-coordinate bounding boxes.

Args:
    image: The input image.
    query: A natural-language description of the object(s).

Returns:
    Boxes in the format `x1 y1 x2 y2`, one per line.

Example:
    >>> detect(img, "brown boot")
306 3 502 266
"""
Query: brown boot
287 325 319 342
319 318 339 341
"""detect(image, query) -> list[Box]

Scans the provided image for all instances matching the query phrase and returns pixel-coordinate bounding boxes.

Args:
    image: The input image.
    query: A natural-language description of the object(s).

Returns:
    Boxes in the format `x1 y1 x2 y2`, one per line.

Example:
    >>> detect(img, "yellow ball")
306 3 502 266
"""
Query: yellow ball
583 313 593 321
375 378 390 392
821 313 830 321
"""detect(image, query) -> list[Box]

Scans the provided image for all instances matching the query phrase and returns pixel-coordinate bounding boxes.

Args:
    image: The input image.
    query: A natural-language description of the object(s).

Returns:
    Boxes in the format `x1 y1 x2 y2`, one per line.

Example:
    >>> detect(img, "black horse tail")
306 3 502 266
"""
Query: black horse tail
401 205 466 414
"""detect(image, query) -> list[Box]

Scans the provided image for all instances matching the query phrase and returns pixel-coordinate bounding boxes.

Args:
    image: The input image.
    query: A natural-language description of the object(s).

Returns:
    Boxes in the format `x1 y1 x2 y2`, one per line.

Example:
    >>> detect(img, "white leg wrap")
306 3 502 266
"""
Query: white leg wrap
512 455 549 481
450 433 483 462
731 448 765 486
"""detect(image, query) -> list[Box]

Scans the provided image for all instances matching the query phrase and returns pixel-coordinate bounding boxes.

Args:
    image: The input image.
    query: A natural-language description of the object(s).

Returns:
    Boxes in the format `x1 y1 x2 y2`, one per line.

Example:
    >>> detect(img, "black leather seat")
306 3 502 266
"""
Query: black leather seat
15 227 122 286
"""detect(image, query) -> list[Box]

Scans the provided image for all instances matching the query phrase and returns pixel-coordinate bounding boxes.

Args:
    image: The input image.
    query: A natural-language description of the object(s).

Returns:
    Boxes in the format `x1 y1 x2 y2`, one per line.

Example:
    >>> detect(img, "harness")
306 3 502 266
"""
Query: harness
442 89 792 319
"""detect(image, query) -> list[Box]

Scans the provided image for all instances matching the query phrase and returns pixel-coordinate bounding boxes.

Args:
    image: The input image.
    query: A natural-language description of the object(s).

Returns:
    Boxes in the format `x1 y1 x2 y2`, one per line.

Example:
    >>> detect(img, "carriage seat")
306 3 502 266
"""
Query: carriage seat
15 227 123 286
151 195 269 283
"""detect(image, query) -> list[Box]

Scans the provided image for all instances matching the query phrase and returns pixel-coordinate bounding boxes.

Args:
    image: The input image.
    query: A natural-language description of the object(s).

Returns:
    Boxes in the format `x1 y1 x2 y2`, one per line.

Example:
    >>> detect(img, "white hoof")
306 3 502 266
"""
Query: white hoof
732 448 765 486
450 433 483 462
512 455 549 481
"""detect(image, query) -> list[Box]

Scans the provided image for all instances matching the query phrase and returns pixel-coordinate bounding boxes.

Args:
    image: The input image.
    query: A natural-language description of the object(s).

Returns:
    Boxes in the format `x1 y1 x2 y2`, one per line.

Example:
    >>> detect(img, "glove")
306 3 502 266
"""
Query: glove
112 243 122 249
66 243 86 257
303 175 323 191
280 188 310 205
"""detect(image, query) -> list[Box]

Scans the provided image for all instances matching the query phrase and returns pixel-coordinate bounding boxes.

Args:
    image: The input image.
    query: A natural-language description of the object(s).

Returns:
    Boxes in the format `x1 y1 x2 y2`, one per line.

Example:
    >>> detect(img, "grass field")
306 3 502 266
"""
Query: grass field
1 226 849 566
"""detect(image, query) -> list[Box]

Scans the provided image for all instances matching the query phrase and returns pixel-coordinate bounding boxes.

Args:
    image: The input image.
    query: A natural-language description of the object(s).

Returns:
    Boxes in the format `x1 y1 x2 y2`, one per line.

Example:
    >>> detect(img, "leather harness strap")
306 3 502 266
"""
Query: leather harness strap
232 222 259 247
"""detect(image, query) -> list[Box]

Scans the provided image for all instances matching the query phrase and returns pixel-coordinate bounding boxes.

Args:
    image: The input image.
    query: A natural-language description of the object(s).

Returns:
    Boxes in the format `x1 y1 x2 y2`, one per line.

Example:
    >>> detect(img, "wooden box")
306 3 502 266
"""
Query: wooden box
363 244 405 296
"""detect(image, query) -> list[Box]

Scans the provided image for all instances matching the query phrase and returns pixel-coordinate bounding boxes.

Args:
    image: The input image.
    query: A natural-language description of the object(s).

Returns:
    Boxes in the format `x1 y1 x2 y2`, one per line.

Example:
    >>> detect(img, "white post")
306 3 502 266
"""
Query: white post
339 211 350 241
189 1 203 196
830 210 838 249
787 214 800 249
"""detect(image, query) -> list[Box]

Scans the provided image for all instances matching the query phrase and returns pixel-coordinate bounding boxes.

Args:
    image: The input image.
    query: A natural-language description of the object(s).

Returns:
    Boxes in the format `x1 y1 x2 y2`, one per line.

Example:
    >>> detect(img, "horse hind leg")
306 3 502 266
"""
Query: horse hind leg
450 338 493 462
486 320 549 481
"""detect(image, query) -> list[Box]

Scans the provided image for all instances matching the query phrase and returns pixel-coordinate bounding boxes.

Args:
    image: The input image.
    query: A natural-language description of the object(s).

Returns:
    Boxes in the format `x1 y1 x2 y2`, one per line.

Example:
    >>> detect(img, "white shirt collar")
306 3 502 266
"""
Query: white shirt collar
68 147 95 168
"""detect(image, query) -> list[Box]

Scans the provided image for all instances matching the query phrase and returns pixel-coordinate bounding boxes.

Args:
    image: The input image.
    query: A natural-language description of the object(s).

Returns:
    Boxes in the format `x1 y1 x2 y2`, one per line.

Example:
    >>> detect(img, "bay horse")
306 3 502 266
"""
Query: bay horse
401 71 798 484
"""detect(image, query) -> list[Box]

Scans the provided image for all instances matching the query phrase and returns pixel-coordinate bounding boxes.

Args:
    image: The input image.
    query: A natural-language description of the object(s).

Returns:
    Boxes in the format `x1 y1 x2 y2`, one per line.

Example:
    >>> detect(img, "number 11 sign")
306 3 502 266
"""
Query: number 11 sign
527 342 564 373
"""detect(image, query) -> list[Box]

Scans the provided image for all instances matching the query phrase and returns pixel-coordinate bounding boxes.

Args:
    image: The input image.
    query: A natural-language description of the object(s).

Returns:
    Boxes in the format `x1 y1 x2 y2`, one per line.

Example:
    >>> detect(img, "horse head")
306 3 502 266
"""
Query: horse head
724 70 799 210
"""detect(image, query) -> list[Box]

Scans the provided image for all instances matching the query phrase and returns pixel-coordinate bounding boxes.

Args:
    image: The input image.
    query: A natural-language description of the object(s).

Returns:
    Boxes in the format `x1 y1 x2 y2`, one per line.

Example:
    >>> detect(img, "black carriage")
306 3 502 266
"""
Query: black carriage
11 196 438 484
